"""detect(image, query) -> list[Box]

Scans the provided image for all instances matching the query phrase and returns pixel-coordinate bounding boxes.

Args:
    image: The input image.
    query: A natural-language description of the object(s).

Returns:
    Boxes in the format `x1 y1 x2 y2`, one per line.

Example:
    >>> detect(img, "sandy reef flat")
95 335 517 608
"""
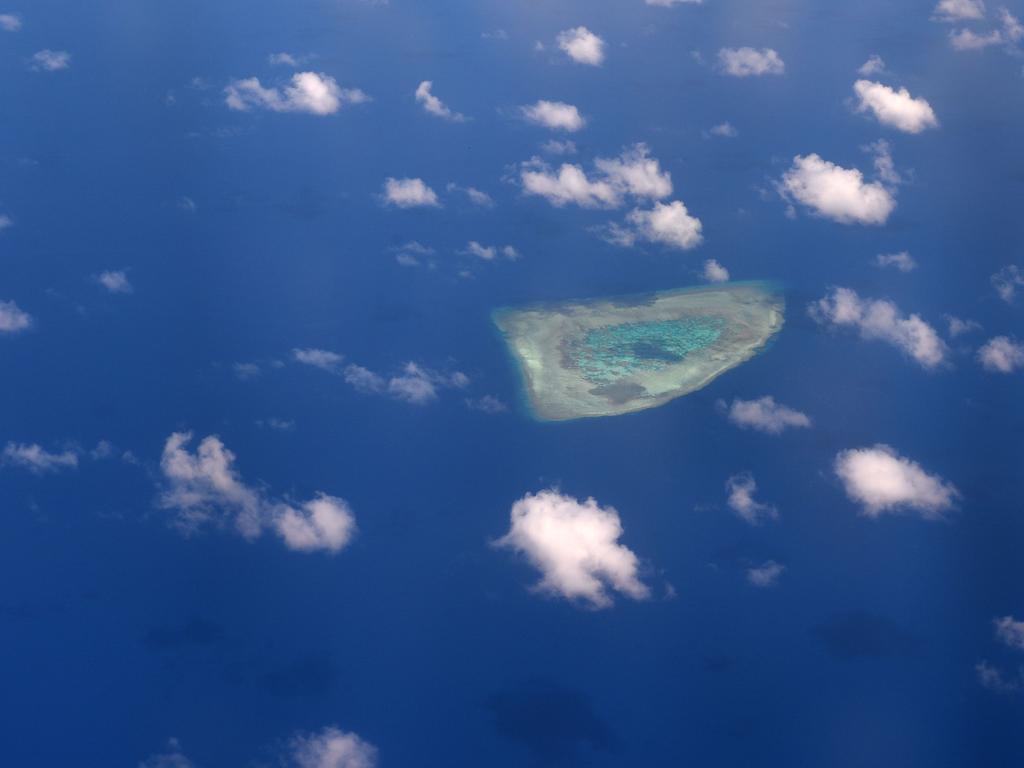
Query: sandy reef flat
494 282 785 421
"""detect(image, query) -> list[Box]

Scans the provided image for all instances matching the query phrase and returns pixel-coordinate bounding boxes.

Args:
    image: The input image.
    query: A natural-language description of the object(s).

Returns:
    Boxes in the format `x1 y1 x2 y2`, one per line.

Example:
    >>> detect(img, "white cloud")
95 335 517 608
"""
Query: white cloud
609 201 703 250
463 241 519 261
853 80 939 133
2 442 79 474
977 336 1024 373
382 177 440 208
139 738 194 768
705 122 738 138
976 660 1021 692
717 47 784 77
723 396 811 433
225 72 368 115
995 616 1024 651
726 473 778 524
809 287 947 368
594 144 674 199
702 259 730 282
646 0 703 5
834 444 958 518
557 26 605 66
293 347 345 373
867 138 901 185
159 432 356 552
0 13 21 31
30 49 71 71
269 52 298 67
0 300 32 333
991 265 1024 302
933 0 986 22
521 100 585 132
97 270 133 294
288 726 378 768
415 80 466 122
875 251 916 272
949 28 1003 50
778 153 896 225
494 489 650 608
947 316 981 337
1002 8 1024 41
747 560 785 588
858 54 886 76
541 139 577 155
335 360 467 404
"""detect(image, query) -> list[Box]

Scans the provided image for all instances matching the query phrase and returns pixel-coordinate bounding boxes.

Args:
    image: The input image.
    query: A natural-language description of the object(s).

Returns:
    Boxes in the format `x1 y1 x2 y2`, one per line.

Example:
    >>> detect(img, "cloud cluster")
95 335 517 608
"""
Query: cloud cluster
809 287 947 368
0 300 32 333
415 80 466 122
462 241 520 261
520 100 585 132
853 80 939 134
717 47 784 77
557 26 605 66
977 336 1024 373
382 177 440 208
2 442 79 473
722 396 811 434
946 6 1023 50
875 251 916 272
726 473 778 524
30 49 71 71
159 432 356 553
494 489 649 609
779 152 896 225
225 72 369 115
834 444 958 518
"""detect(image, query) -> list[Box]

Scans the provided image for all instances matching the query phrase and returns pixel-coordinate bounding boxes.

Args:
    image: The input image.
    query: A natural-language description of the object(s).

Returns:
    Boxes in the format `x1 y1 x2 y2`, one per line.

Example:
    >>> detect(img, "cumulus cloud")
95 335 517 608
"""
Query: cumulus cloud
834 444 958 518
747 560 785 588
310 357 467 405
853 80 939 133
991 265 1024 302
702 259 730 282
0 13 21 31
858 54 886 75
97 270 133 294
293 347 345 373
977 336 1024 373
288 726 378 768
557 26 605 66
949 28 1003 50
415 80 466 122
778 153 896 225
2 442 79 473
726 473 778 524
995 616 1024 651
494 489 650 609
519 144 672 207
159 433 355 553
520 100 586 132
382 177 440 208
607 201 704 250
933 0 986 21
0 300 32 333
717 47 784 77
809 287 947 368
30 49 71 71
225 72 368 115
722 396 811 433
875 251 916 272
594 145 675 199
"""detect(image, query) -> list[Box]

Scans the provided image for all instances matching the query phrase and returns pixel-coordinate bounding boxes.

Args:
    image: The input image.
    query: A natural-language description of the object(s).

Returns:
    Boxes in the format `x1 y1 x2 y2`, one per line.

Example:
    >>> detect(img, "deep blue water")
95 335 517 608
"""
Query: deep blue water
1 0 1023 765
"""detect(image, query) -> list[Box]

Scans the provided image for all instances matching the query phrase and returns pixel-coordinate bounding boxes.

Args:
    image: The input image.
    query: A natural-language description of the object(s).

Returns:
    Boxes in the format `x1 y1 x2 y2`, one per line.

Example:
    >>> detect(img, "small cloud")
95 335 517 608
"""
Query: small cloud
646 0 704 5
0 13 21 32
702 259 730 282
809 287 947 368
875 251 916 272
858 54 886 76
721 396 811 433
481 29 509 40
415 80 466 122
255 417 296 431
717 47 784 77
976 660 1022 693
605 200 703 250
932 0 986 22
946 315 981 337
225 72 369 115
557 26 605 66
541 139 577 155
466 395 508 413
726 473 778 525
390 240 435 267
268 52 298 67
287 726 378 768
521 100 586 132
704 121 737 138
991 265 1024 302
2 442 79 474
381 177 440 208
0 299 32 333
778 152 896 225
446 183 494 207
995 616 1024 651
948 28 1003 51
494 489 650 608
139 738 194 768
462 241 519 261
747 560 785 588
0 214 12 231
30 49 71 71
233 362 262 380
834 444 958 519
977 335 1024 373
96 270 133 294
292 347 344 373
177 196 197 212
853 80 939 134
